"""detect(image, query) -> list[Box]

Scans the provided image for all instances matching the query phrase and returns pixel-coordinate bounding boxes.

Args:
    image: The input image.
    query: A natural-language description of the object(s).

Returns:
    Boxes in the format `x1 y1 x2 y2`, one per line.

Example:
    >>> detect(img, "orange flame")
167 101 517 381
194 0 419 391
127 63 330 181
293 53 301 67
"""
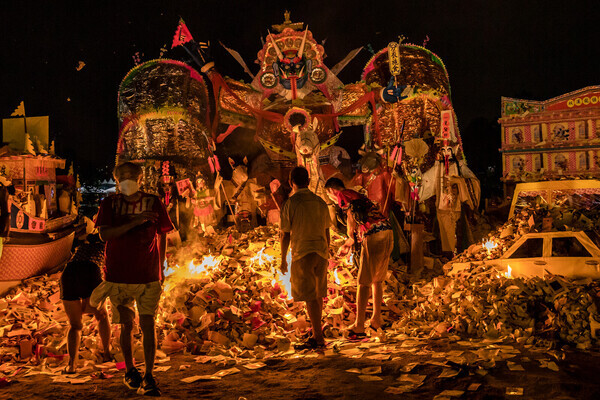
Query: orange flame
268 248 293 299
483 239 498 255
164 254 222 280
249 247 275 267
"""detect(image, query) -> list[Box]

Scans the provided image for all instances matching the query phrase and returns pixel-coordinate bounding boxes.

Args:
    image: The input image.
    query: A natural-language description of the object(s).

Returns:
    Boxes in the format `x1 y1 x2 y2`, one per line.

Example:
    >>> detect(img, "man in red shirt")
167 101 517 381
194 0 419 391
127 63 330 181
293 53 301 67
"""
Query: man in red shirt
90 162 173 396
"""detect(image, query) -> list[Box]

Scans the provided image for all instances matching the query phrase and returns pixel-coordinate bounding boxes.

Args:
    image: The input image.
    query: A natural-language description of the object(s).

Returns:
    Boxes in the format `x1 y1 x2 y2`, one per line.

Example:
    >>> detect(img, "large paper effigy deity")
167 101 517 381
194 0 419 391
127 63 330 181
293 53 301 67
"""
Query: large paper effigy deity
116 12 480 248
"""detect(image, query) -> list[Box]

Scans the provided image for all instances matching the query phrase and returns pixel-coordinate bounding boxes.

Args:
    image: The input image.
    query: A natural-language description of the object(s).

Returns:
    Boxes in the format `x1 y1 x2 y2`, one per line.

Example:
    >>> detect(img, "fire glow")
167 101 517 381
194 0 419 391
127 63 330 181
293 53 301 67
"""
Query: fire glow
271 248 293 299
333 269 341 285
164 255 222 278
496 265 512 279
164 246 293 299
248 247 292 299
483 239 498 255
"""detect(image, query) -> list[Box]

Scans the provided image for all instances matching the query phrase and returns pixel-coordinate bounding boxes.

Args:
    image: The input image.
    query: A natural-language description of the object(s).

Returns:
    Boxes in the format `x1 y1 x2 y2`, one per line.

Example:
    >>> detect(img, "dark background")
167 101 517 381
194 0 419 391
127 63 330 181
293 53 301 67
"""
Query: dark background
1 0 598 196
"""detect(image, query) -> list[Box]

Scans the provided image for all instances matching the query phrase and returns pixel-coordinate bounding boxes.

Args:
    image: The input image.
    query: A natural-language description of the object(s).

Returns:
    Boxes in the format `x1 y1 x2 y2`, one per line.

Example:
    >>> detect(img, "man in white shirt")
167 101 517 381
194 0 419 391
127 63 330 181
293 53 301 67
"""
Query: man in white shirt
280 167 331 350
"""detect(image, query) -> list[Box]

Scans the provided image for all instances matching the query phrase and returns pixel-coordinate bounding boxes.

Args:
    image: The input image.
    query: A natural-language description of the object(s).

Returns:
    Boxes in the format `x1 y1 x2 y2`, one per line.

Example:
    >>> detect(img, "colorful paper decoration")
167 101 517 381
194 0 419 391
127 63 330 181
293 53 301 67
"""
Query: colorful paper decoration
387 42 401 76
11 101 25 117
176 178 193 195
440 110 454 140
172 19 194 48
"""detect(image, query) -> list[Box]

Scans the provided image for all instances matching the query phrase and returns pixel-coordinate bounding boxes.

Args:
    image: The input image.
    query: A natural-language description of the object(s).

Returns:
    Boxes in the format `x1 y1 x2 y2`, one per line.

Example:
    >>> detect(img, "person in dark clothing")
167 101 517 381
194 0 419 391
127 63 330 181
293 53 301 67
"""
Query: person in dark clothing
60 230 111 373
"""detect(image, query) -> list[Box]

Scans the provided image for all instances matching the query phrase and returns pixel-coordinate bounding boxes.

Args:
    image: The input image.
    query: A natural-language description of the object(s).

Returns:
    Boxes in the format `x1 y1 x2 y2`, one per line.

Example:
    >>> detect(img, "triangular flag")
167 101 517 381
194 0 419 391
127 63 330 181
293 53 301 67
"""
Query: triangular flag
11 101 25 117
36 138 48 154
172 19 194 48
24 134 36 155
220 42 254 79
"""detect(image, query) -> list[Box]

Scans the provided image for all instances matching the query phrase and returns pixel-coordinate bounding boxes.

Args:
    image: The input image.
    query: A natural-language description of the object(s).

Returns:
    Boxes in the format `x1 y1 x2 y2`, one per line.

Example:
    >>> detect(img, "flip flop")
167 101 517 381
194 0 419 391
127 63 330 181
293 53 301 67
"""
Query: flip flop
346 329 367 341
293 337 326 351
369 322 391 331
62 366 77 375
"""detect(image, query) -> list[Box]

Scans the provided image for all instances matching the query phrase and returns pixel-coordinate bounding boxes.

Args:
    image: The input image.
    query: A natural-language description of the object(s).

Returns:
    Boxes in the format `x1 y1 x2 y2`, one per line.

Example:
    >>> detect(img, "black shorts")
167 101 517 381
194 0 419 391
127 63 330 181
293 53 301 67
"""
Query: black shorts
59 260 103 301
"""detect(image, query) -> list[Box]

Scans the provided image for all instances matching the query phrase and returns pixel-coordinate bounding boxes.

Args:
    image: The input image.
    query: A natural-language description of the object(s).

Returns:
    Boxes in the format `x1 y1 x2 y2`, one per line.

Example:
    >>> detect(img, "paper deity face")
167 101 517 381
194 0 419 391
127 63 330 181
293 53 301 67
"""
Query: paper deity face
359 151 383 174
231 166 248 186
273 55 310 90
196 177 206 190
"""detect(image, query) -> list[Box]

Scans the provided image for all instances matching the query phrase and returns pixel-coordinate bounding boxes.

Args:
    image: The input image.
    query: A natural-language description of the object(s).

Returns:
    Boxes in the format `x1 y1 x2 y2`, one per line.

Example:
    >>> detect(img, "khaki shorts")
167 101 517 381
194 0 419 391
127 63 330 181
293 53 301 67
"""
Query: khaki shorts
291 253 328 302
358 229 393 286
90 281 162 324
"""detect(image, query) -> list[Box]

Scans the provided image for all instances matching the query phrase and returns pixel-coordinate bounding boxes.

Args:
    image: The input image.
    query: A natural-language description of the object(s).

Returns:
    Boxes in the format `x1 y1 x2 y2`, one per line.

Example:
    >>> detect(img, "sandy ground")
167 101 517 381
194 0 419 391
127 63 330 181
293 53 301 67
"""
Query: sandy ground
2 338 600 400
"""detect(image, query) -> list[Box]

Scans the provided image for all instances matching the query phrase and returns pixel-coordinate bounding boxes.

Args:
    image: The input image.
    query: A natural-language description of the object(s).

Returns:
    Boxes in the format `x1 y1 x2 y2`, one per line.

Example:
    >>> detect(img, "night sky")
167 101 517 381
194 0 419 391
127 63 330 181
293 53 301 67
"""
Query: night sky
1 0 598 186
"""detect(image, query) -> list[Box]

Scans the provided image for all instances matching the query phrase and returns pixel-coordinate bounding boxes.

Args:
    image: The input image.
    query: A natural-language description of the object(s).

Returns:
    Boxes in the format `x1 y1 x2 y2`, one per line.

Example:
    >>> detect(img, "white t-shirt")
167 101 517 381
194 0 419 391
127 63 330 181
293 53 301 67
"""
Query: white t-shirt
280 188 331 261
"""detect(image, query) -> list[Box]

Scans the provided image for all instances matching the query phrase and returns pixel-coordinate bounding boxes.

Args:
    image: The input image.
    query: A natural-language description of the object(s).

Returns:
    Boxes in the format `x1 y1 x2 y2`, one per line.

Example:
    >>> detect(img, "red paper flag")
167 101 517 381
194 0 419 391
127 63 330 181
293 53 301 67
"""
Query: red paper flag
176 178 192 195
390 146 403 165
172 19 194 48
395 146 403 165
269 179 281 194
440 110 454 140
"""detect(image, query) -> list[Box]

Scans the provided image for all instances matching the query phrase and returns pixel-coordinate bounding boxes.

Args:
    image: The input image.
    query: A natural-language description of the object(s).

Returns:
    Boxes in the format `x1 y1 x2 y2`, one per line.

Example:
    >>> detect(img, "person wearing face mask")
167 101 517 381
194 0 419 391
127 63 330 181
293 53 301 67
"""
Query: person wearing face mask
90 162 173 397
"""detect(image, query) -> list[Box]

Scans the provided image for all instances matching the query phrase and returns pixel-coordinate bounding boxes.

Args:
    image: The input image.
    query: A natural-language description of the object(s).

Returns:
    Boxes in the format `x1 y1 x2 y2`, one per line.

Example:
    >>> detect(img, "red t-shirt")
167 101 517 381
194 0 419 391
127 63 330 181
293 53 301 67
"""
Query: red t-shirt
95 192 173 284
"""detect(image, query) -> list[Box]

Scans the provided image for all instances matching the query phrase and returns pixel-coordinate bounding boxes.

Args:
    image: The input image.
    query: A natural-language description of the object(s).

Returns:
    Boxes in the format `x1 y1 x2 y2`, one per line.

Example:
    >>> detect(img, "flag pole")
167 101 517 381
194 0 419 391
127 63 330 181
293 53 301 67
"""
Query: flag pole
383 120 405 214
173 18 206 68
181 43 205 68
21 102 27 134
215 172 238 226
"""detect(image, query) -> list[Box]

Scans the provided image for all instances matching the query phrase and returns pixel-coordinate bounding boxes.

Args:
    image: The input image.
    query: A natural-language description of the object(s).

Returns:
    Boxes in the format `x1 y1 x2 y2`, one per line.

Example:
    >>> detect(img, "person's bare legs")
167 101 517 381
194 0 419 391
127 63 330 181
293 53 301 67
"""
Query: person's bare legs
347 284 370 334
139 314 156 378
84 299 111 362
117 306 135 371
305 298 324 344
369 282 384 329
63 300 84 372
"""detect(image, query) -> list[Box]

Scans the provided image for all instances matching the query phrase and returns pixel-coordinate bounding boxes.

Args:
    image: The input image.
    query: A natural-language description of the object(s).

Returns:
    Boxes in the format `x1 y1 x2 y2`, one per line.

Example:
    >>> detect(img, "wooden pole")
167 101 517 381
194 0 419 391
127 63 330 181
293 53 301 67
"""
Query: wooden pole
382 41 403 215
270 193 280 211
382 121 405 214
407 222 424 274
22 108 28 193
217 177 237 226
181 42 205 68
